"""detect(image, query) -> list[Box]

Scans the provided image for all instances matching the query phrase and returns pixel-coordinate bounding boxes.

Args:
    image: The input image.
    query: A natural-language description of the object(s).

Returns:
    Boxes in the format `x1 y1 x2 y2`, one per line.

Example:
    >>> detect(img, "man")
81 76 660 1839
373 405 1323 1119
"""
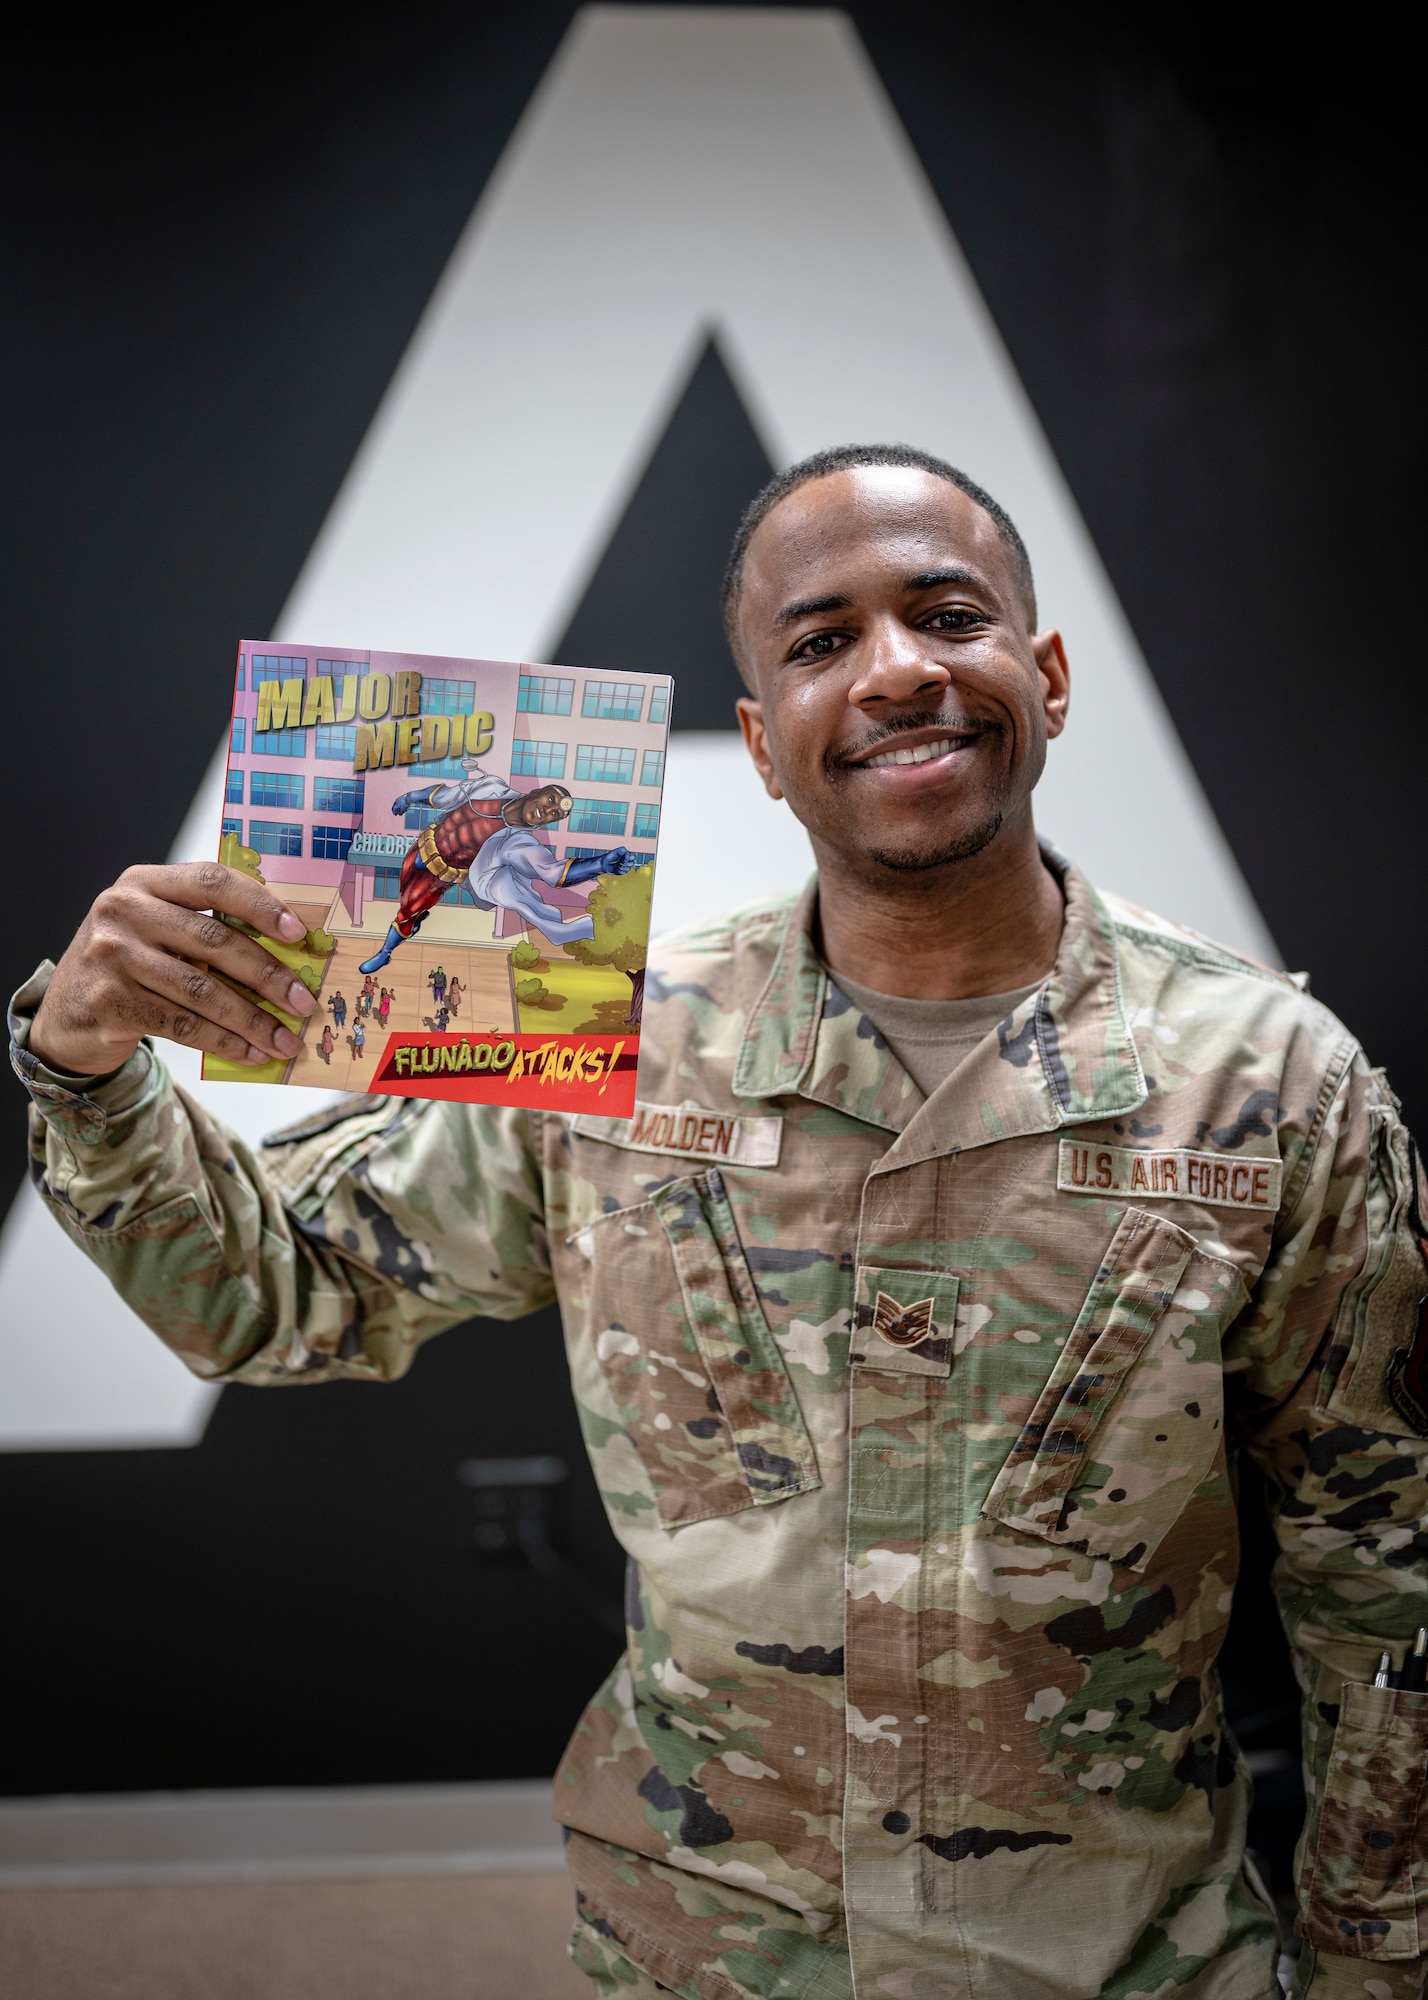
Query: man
11 445 1428 2000
358 768 640 972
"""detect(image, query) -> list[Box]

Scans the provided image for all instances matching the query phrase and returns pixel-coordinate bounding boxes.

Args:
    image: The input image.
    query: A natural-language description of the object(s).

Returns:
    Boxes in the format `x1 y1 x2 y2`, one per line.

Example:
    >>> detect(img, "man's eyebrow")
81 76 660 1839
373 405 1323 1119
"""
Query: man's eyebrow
772 592 852 629
902 565 986 593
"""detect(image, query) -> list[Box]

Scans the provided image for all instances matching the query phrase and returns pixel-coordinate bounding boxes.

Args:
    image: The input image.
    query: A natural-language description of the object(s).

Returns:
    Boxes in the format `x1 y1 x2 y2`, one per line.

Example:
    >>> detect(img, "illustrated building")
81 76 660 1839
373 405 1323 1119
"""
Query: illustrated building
224 650 671 948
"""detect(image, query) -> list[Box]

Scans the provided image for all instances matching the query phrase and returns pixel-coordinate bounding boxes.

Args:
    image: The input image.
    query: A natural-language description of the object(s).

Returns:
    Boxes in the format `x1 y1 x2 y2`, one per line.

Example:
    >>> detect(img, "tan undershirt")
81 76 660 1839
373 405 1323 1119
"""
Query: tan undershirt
827 969 1043 1100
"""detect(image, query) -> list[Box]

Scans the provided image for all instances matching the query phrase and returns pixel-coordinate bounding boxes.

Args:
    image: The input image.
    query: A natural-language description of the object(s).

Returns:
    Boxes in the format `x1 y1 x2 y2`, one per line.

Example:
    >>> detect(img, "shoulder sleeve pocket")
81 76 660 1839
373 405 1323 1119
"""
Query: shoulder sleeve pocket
983 1206 1243 1570
1300 1680 1428 1960
575 1169 820 1529
1319 1096 1428 1439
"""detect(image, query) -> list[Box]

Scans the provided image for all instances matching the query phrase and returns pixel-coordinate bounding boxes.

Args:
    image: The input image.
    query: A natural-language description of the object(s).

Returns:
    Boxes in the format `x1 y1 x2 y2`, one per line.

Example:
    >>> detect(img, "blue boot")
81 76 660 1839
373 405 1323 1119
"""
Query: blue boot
359 925 403 974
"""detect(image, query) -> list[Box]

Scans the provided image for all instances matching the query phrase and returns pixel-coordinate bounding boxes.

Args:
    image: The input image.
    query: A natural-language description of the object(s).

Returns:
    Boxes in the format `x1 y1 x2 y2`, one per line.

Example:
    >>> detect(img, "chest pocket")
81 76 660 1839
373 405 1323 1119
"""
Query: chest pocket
578 1168 821 1529
983 1207 1245 1570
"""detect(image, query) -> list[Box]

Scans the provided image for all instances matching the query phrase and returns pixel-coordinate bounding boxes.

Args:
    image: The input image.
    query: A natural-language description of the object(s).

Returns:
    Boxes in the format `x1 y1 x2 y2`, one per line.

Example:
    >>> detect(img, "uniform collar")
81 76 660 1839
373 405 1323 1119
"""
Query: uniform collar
731 849 1146 1159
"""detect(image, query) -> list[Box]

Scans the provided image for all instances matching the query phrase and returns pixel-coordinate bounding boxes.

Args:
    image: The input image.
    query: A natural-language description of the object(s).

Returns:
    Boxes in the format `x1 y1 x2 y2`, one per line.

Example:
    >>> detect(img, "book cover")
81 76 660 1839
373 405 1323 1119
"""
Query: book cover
202 646 672 1117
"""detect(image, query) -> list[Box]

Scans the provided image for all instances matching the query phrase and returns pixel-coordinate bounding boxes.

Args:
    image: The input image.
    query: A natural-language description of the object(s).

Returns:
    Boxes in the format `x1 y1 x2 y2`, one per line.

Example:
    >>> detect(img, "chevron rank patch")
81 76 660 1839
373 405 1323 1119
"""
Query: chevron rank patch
873 1291 937 1348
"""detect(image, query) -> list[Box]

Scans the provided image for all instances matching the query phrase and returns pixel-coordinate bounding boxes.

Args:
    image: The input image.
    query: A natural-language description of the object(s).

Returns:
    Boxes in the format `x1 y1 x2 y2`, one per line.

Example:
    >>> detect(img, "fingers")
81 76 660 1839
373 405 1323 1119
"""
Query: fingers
30 861 322 1076
141 900 319 1023
120 943 304 1063
120 862 307 944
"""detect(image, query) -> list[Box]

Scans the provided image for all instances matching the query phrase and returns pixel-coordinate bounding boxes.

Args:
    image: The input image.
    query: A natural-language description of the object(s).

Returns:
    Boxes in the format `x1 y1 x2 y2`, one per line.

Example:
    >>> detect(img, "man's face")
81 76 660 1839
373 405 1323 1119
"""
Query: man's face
516 788 571 828
733 468 1068 878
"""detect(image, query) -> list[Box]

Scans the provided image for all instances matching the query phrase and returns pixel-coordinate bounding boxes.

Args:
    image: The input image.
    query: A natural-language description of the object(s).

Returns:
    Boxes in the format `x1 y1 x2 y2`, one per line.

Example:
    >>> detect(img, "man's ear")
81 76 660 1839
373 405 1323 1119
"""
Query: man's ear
1031 630 1070 741
737 696 785 800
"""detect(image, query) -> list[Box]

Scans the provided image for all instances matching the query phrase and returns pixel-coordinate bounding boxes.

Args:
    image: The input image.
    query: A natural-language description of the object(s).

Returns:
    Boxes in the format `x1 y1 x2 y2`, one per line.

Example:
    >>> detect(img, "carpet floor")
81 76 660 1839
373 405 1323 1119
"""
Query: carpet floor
0 1870 591 1999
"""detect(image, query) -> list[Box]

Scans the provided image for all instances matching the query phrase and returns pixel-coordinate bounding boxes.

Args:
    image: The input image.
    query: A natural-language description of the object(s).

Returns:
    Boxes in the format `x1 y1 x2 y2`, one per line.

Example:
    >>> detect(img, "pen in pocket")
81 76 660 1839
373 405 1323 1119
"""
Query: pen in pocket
1370 1626 1426 1690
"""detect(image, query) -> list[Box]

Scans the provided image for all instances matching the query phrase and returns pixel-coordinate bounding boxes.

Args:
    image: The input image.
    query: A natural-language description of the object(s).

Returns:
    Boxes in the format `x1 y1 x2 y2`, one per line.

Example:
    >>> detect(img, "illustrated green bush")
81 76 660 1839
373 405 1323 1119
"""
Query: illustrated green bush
206 831 336 1064
510 937 542 971
565 864 654 1028
219 829 263 880
514 976 548 1003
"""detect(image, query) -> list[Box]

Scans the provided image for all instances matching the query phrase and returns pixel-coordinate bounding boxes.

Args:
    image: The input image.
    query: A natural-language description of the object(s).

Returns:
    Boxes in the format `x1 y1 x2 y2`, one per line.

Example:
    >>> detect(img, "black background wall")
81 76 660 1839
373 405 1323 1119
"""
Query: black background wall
1 0 1421 1877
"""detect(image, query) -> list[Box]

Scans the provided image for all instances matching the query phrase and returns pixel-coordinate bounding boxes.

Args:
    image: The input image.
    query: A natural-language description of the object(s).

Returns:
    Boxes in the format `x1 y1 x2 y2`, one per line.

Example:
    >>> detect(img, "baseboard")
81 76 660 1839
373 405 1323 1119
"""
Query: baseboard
0 1780 565 1887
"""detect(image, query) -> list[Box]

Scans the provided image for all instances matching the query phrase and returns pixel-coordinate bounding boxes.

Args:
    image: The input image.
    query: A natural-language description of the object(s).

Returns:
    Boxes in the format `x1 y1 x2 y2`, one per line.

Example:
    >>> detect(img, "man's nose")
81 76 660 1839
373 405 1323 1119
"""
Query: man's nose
847 620 952 710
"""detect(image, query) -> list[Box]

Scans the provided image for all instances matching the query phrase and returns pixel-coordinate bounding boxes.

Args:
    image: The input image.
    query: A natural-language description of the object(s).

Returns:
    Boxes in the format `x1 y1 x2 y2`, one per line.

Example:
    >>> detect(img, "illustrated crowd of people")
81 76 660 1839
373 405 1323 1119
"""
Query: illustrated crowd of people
422 964 463 1034
316 973 400 1065
311 959 472 1063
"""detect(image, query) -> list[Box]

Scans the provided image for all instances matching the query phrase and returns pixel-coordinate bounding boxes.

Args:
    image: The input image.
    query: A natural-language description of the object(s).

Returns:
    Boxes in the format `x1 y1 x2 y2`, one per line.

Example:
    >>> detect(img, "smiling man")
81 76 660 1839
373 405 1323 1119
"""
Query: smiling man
11 445 1428 2000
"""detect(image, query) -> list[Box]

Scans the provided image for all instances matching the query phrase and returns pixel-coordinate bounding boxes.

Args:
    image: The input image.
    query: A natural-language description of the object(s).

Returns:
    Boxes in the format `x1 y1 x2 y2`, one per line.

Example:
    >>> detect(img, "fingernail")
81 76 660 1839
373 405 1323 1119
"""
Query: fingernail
274 1026 302 1057
277 912 305 942
245 1045 270 1065
287 981 317 1015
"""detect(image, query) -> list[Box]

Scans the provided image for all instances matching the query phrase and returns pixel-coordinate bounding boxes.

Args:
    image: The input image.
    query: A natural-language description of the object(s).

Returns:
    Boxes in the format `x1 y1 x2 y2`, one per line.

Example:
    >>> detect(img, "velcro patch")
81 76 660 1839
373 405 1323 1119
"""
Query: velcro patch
1058 1139 1282 1213
852 1266 957 1378
573 1101 782 1168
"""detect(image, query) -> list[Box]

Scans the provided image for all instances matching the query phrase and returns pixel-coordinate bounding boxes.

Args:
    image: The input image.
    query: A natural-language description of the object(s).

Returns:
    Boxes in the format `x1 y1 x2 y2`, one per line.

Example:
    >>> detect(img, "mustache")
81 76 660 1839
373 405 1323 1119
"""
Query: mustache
827 708 1000 776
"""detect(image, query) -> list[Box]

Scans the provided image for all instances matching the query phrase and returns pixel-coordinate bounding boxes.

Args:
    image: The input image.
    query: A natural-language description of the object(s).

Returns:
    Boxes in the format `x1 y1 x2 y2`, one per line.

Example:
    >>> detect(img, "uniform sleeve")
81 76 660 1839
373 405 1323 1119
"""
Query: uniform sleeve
1227 1042 1428 1998
10 961 555 1388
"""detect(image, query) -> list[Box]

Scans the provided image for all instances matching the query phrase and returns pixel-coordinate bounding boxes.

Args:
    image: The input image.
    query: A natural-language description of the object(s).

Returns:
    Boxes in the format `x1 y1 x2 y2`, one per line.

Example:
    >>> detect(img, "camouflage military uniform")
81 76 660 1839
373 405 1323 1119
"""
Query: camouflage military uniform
12 854 1428 2000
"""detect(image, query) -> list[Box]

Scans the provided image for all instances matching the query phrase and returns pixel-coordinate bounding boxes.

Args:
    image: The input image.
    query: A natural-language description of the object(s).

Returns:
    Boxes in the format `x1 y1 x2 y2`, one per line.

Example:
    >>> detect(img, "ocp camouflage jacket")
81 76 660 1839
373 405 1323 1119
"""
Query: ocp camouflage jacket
13 857 1428 2000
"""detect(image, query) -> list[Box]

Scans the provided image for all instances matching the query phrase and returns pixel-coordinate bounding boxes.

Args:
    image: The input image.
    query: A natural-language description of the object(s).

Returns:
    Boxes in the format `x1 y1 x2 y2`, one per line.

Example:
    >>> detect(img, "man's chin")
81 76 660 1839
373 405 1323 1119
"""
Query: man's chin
857 812 1004 874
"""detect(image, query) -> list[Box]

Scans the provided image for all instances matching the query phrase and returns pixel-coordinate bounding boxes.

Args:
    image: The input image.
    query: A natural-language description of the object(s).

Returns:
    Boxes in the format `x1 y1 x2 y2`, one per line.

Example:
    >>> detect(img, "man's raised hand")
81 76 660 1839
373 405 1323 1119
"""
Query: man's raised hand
27 862 319 1078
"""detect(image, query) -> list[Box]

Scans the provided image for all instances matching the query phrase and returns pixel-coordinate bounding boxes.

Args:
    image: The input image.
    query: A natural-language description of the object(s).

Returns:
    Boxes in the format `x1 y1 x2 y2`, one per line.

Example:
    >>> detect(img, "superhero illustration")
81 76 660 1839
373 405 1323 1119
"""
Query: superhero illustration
358 764 640 974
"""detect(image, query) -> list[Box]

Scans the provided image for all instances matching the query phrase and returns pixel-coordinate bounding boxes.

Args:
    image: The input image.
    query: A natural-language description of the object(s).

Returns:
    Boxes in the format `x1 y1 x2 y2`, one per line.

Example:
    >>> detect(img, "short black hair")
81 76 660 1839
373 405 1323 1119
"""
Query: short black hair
721 443 1036 654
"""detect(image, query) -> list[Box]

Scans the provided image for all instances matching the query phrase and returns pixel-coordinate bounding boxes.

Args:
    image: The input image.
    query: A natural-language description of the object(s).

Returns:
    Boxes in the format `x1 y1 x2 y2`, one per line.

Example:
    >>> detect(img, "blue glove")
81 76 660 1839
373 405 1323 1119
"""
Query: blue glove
391 793 413 816
565 850 613 885
564 846 643 886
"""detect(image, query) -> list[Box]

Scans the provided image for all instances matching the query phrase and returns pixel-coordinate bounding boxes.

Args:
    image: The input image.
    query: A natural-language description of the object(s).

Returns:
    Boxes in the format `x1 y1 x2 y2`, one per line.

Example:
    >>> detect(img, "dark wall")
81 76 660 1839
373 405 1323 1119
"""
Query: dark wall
4 1309 625 1793
1 3 1421 1812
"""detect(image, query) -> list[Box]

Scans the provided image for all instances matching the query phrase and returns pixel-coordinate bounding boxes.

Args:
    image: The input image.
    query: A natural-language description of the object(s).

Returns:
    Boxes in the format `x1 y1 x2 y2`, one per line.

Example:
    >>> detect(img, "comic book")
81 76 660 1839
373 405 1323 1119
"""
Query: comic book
202 645 672 1117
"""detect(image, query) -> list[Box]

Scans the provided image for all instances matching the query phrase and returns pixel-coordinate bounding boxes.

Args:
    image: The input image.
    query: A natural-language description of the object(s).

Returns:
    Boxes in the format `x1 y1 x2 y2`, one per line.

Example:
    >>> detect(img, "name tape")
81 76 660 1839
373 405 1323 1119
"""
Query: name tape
1058 1139 1282 1212
573 1100 782 1168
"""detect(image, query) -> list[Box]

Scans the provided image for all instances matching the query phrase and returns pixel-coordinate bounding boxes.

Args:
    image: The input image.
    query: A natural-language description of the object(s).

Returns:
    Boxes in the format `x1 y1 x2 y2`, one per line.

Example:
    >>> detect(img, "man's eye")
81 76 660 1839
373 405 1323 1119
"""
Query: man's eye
925 608 986 632
791 631 845 661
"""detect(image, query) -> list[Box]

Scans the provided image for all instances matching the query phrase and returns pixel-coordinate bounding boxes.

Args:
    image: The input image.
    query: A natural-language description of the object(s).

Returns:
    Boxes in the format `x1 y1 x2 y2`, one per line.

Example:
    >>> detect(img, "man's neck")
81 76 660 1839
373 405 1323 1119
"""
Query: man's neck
813 813 1064 1001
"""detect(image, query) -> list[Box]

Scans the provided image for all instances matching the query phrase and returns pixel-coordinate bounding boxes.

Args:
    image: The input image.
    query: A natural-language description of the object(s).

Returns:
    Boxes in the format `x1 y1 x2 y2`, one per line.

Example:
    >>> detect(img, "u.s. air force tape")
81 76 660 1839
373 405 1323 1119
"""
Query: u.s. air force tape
1057 1138 1282 1212
572 1101 782 1167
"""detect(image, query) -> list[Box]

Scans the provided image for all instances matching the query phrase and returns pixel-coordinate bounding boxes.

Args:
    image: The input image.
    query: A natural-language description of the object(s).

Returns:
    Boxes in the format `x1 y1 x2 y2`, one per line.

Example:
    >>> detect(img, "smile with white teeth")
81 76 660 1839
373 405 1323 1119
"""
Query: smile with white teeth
862 737 960 768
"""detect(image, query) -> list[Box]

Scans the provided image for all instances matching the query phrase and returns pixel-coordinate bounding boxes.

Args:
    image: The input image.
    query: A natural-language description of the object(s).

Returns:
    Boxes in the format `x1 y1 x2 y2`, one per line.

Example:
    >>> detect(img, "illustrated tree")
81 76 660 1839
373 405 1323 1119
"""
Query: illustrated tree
216 830 334 975
565 863 654 1028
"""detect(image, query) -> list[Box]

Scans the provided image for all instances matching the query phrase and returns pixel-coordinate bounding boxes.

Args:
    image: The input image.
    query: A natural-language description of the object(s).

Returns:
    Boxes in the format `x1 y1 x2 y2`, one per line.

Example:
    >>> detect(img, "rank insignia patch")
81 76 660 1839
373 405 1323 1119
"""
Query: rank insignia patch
874 1292 937 1348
